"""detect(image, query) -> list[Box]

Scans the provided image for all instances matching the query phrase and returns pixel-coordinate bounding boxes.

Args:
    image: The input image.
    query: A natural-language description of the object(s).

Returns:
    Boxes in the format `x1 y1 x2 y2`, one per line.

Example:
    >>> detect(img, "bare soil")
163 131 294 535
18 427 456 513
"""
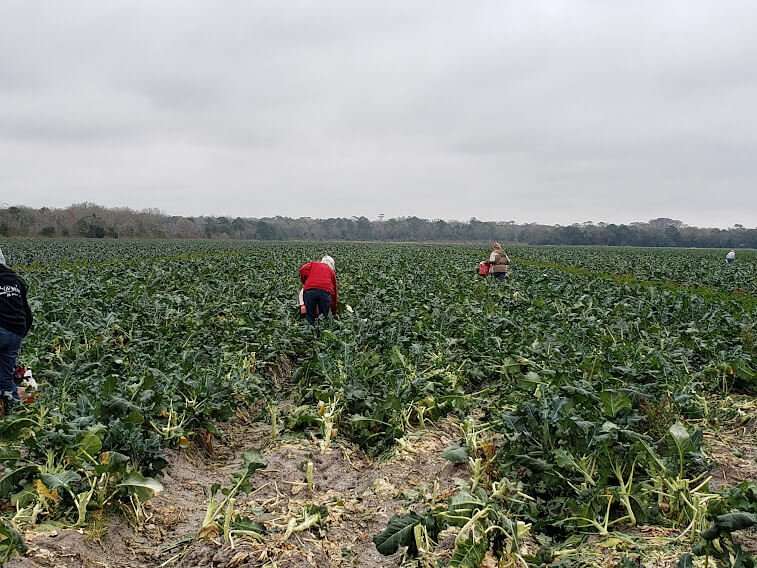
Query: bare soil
8 397 757 568
706 420 757 491
9 418 463 568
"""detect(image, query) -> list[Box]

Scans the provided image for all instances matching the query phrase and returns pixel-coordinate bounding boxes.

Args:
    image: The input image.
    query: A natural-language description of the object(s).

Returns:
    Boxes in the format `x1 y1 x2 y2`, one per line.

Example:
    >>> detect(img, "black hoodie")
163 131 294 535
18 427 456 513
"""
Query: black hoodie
0 265 33 337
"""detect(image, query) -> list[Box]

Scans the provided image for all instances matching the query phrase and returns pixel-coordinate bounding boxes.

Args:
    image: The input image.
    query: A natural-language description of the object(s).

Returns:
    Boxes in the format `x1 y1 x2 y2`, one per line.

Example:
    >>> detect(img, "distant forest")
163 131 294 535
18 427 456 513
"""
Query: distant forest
1 203 755 248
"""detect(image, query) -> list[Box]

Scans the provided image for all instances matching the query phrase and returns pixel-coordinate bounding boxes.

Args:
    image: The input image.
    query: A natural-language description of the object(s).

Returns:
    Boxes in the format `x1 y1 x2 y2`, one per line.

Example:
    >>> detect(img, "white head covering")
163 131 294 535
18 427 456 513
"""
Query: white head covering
321 255 335 271
0 248 6 267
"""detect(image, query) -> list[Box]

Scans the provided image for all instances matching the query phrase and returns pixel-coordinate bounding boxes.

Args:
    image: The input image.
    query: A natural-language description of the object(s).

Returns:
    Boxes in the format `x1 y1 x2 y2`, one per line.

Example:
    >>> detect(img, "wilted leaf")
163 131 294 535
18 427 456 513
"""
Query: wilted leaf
0 465 38 499
373 512 423 556
40 470 81 492
0 518 27 562
33 479 61 503
241 450 267 474
701 512 757 540
450 537 488 568
448 491 486 524
668 422 690 447
442 445 469 464
95 451 130 475
118 472 164 501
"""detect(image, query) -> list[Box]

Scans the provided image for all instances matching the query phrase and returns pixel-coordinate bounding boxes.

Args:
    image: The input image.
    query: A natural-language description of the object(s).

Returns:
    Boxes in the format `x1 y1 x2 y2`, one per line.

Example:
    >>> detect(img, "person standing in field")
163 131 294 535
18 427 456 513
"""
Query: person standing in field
487 242 511 281
0 248 33 416
725 250 736 264
299 255 338 325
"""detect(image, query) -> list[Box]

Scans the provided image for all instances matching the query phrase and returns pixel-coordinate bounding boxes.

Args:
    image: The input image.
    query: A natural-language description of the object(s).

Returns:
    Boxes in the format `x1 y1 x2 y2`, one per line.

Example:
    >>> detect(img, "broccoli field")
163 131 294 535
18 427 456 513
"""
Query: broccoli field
1 240 755 568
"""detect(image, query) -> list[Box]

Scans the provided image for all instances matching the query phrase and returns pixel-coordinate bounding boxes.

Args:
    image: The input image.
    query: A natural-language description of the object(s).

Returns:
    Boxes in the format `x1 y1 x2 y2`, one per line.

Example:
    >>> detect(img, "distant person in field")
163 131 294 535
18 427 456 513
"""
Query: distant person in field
0 248 33 416
299 255 338 325
725 250 736 264
487 242 511 281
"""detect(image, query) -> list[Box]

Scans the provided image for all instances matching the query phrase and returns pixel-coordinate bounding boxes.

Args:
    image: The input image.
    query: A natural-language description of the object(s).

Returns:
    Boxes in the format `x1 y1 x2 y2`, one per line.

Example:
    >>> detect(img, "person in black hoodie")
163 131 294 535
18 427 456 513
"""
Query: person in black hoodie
0 248 33 415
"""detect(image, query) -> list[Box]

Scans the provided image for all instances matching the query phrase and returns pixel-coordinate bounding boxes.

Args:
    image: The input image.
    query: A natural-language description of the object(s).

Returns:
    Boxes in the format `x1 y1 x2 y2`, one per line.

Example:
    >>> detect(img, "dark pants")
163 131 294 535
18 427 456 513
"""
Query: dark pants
0 327 21 403
491 272 509 281
303 289 331 325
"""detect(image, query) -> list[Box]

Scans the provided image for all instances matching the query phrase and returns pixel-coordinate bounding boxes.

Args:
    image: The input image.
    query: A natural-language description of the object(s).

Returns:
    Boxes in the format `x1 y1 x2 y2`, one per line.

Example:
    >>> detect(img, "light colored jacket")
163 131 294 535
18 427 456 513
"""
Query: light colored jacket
489 250 510 273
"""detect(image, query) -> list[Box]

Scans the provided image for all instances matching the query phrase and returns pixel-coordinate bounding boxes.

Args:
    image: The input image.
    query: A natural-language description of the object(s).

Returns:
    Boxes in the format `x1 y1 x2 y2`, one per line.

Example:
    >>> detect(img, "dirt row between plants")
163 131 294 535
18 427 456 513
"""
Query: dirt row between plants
9 417 463 568
8 401 756 568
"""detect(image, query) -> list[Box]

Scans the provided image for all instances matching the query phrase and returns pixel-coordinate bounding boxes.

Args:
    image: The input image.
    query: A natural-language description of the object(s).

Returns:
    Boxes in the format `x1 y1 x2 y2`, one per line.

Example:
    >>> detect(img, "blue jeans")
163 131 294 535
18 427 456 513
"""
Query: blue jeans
303 289 331 325
0 327 22 402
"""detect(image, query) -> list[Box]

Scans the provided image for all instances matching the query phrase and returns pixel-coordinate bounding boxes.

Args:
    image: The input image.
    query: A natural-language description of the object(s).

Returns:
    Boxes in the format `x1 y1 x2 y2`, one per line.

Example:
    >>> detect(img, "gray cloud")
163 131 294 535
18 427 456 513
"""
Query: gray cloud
0 0 755 227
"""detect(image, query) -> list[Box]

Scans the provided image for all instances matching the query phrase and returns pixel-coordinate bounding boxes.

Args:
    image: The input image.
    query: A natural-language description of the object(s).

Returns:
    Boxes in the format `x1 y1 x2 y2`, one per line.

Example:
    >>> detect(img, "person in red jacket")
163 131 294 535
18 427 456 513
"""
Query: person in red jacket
299 255 338 325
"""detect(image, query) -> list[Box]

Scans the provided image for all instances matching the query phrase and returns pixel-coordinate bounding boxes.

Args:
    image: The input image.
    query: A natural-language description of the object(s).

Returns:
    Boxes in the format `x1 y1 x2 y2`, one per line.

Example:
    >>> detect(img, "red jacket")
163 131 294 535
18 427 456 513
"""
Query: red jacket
299 262 338 310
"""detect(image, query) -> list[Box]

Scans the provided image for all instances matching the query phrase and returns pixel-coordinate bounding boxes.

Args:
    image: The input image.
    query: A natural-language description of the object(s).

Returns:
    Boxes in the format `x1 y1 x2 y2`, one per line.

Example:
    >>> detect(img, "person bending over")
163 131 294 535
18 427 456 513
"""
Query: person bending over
299 255 338 325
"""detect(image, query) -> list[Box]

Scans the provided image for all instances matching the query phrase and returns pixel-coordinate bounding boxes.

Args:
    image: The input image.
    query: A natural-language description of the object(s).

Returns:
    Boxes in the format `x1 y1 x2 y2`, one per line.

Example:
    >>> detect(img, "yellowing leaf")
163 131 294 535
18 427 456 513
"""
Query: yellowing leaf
34 479 61 504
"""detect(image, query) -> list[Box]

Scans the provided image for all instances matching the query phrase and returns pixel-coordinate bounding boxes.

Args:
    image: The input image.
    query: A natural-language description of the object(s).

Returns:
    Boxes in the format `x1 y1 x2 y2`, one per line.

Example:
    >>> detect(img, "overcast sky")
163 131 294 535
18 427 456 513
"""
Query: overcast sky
1 1 756 227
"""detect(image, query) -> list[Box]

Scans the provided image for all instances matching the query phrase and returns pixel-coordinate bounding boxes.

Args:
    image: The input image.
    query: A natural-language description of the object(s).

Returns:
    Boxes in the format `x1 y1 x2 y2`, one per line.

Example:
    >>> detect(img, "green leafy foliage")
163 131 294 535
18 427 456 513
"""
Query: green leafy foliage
373 512 427 556
0 519 27 563
450 537 488 567
442 445 469 464
1 239 754 564
681 513 757 567
711 482 757 516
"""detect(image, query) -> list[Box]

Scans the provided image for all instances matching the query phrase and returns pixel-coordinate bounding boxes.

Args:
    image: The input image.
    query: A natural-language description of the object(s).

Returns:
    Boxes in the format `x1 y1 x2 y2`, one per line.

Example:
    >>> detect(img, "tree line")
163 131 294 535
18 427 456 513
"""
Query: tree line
0 203 754 248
